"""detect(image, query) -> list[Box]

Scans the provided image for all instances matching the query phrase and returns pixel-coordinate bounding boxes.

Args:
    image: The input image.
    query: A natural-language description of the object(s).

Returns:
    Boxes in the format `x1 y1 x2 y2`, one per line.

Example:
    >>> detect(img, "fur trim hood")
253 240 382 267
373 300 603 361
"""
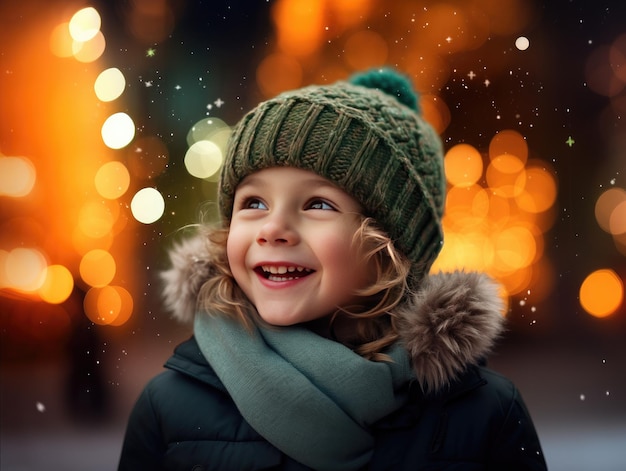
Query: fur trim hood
160 236 506 394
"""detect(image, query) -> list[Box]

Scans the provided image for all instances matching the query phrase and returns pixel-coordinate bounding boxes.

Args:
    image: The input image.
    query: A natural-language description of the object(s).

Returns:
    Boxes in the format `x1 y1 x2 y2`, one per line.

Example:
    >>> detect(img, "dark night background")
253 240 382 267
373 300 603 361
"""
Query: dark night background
1 1 625 469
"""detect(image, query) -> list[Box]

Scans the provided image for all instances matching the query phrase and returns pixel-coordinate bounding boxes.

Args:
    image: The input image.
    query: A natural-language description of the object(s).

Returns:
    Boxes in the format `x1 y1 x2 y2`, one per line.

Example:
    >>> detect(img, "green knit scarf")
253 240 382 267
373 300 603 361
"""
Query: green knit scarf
194 312 415 471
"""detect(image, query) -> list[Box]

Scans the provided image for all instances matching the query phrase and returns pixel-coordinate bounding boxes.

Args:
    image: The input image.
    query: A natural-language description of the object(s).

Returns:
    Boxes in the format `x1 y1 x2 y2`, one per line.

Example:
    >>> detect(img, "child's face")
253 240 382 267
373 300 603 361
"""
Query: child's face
227 167 374 326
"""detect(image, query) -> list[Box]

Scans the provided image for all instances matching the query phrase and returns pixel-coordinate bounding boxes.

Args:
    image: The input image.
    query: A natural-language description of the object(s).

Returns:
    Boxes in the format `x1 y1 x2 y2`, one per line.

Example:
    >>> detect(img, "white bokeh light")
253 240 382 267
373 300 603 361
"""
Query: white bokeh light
101 112 136 149
130 187 165 224
94 68 126 102
515 36 530 51
184 140 223 179
69 7 101 42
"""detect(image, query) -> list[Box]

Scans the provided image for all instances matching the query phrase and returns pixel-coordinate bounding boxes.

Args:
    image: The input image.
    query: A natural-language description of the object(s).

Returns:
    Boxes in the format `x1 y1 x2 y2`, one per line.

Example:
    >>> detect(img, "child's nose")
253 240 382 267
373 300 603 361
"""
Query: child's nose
256 213 299 246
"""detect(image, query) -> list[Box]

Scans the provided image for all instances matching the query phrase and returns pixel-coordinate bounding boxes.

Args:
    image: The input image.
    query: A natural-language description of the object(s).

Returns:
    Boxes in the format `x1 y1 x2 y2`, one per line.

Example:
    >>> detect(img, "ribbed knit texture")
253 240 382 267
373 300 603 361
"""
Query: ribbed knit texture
220 69 446 284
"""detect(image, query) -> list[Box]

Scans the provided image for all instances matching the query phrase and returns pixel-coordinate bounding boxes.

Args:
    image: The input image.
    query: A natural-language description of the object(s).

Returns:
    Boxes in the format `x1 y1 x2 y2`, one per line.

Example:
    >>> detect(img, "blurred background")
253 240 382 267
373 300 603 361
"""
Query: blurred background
1 0 625 469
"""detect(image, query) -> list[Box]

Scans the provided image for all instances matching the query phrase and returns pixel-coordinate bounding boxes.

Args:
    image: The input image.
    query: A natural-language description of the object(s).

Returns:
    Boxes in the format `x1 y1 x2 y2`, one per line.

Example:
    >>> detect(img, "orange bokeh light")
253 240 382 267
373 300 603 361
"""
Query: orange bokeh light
38 264 74 304
580 269 624 318
272 0 324 57
84 285 133 326
79 249 116 288
445 144 483 188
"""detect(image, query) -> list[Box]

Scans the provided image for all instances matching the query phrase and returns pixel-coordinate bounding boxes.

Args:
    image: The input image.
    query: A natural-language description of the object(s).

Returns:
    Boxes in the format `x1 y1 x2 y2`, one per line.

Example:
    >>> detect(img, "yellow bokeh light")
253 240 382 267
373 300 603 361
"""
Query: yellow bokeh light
72 30 106 63
69 7 101 42
130 187 165 224
444 144 483 188
79 249 116 287
187 118 229 146
102 112 136 149
580 269 623 318
4 248 47 292
84 285 133 326
184 140 223 179
0 156 36 197
94 67 126 102
39 265 74 304
95 161 130 199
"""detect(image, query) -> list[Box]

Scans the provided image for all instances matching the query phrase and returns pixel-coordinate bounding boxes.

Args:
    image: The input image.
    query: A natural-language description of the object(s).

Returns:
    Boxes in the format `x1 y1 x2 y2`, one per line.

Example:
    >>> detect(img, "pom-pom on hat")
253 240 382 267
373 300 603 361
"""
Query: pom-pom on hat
220 68 446 285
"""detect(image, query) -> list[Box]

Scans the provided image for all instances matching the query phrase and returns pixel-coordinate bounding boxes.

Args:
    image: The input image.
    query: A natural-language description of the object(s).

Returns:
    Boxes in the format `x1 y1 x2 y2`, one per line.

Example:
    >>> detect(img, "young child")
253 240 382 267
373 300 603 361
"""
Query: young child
118 68 547 470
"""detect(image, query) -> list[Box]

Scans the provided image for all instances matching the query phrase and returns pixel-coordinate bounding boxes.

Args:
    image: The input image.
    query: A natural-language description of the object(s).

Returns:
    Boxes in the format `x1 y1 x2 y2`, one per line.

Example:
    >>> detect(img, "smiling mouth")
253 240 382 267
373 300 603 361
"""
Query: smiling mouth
255 265 314 282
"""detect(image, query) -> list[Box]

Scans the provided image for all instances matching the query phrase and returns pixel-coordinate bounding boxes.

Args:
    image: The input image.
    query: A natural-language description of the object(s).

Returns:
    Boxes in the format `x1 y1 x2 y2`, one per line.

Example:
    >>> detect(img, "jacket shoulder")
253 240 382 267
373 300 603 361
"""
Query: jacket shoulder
119 341 292 470
371 366 547 471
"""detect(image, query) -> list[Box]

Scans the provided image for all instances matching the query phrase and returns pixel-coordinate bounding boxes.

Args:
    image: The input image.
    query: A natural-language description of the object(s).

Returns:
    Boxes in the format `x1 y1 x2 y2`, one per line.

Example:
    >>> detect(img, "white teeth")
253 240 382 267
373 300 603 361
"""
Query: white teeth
261 265 312 275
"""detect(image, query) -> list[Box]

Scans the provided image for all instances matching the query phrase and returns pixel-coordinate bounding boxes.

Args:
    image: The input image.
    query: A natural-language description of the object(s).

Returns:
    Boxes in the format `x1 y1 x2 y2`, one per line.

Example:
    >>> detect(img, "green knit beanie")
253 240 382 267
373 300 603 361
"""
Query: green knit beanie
219 68 446 285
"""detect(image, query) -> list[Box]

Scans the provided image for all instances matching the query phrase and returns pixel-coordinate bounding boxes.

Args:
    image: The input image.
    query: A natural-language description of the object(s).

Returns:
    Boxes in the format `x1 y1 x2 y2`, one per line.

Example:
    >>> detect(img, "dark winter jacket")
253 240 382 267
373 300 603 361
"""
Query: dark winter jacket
118 237 547 470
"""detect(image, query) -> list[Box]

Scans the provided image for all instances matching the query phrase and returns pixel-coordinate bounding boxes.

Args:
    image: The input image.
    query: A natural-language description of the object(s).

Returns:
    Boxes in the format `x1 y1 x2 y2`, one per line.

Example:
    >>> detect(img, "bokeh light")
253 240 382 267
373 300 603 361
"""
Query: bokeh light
444 144 483 188
72 30 106 63
186 118 229 146
272 0 323 57
4 248 47 292
580 269 624 318
95 161 131 199
79 249 116 288
130 187 165 224
515 164 558 214
77 200 117 239
515 36 530 51
595 187 626 234
432 131 558 300
94 67 126 102
610 200 626 235
102 112 136 149
38 265 74 304
68 7 101 42
184 140 223 179
0 156 36 197
84 285 133 326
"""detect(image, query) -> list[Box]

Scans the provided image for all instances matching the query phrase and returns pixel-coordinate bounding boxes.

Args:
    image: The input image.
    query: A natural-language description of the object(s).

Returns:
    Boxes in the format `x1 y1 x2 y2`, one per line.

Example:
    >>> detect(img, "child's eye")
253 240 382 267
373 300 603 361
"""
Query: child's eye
242 197 267 210
307 199 336 211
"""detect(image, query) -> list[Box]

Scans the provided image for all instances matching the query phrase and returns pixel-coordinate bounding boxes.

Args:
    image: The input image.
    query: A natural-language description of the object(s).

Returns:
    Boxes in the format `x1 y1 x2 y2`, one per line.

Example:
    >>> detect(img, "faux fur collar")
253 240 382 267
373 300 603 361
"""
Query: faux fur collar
160 236 505 394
